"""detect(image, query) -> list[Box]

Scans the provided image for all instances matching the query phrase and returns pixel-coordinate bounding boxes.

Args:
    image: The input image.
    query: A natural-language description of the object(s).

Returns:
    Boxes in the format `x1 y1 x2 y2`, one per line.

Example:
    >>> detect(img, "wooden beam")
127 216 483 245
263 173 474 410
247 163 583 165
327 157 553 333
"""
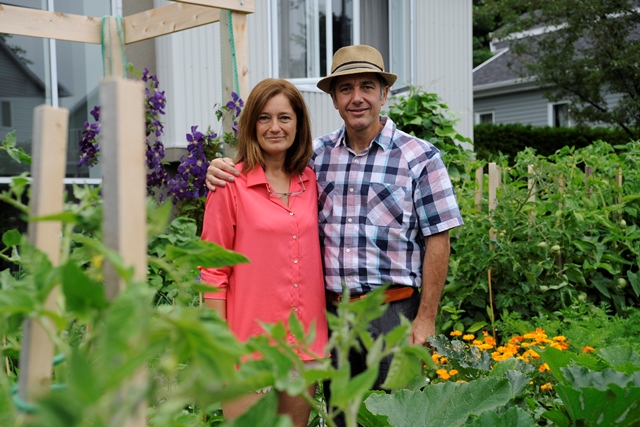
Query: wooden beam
171 0 255 13
100 79 147 299
124 3 221 44
19 105 69 403
0 4 101 44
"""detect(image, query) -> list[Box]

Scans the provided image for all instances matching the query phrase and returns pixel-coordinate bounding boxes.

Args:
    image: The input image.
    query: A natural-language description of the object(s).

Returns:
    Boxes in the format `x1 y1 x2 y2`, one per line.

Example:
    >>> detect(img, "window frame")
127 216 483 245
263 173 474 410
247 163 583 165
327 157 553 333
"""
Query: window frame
548 101 571 127
475 111 495 125
270 0 414 92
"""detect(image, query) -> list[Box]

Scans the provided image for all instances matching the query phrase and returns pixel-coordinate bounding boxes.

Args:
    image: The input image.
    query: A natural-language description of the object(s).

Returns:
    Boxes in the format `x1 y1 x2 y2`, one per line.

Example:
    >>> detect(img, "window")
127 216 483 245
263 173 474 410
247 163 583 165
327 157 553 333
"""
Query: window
0 0 113 180
475 111 494 124
549 102 570 127
1 102 10 127
276 0 413 88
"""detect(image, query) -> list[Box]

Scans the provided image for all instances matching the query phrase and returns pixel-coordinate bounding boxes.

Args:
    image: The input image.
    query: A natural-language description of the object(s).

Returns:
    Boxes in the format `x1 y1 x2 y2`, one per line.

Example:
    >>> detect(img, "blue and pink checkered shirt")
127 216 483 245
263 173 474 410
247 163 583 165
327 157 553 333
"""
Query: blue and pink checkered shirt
311 117 463 293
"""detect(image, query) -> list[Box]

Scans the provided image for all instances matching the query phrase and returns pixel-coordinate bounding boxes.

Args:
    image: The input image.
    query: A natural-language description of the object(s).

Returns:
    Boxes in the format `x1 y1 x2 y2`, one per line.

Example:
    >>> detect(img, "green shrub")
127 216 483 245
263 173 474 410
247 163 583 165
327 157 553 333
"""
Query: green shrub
443 140 640 335
474 123 636 162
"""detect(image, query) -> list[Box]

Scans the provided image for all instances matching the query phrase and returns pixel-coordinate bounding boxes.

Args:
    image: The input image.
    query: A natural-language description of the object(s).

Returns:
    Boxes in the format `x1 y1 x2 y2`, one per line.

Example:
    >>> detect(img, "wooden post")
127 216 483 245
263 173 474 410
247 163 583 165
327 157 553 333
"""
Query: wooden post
18 105 69 403
527 165 536 223
101 79 146 298
488 162 499 241
102 16 127 78
220 9 249 159
475 167 483 211
585 165 593 199
100 78 147 427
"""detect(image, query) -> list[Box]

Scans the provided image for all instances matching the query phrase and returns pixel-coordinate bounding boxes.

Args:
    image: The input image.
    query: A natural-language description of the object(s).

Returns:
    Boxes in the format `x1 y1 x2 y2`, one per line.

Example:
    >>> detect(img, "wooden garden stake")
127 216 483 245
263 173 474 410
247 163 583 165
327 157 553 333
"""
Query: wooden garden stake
220 9 249 158
475 167 483 211
488 162 499 242
18 105 69 403
527 165 536 223
487 268 496 340
486 163 500 339
585 165 593 199
100 78 146 427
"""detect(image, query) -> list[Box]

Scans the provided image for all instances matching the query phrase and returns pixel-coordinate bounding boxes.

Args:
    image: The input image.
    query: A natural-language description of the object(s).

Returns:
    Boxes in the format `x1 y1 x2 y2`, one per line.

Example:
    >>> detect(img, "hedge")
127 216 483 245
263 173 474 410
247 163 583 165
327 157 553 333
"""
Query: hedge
474 123 636 162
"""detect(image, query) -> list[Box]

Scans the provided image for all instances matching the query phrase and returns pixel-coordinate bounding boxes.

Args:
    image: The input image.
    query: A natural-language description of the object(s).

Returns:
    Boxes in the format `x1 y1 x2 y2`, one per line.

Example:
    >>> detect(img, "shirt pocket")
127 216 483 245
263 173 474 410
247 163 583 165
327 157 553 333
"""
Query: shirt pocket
317 181 334 223
366 182 407 228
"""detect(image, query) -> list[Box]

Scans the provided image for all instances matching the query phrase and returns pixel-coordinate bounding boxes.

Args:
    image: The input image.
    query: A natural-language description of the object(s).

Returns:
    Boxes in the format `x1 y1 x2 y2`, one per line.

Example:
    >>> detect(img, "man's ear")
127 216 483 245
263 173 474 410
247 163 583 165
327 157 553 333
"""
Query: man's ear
331 93 339 110
380 86 390 105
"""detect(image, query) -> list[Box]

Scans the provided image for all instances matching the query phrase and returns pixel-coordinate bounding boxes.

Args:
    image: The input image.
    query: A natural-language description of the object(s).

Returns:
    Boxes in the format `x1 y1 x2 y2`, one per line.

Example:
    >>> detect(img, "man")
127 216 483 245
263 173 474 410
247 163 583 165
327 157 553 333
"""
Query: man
206 43 463 396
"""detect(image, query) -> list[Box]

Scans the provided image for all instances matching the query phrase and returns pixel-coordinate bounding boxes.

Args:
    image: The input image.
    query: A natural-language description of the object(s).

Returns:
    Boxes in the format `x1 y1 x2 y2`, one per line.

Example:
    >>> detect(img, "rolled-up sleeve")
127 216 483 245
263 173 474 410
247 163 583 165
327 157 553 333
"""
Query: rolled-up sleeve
200 185 237 300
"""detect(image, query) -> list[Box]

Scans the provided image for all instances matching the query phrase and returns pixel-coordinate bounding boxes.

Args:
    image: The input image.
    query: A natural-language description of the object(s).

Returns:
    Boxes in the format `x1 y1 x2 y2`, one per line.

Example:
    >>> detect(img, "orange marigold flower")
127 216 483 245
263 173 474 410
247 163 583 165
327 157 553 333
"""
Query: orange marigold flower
509 335 525 344
482 330 489 336
540 382 553 391
539 363 550 372
553 336 567 342
529 381 534 385
528 349 540 359
431 353 441 364
463 334 475 341
536 328 546 334
583 346 595 354
450 330 463 337
485 336 496 346
436 369 451 380
550 341 569 351
449 369 459 376
472 339 483 346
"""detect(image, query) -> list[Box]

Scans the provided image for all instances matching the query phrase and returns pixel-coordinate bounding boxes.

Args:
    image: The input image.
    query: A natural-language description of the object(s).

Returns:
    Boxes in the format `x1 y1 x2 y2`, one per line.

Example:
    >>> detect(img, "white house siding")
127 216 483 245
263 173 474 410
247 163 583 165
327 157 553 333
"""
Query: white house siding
416 1 474 145
154 1 473 147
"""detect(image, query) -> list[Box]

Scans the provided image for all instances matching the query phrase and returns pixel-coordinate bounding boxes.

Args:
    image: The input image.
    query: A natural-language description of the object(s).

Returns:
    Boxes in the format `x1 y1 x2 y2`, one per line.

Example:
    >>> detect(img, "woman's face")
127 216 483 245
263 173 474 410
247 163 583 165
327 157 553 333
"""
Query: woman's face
256 93 297 162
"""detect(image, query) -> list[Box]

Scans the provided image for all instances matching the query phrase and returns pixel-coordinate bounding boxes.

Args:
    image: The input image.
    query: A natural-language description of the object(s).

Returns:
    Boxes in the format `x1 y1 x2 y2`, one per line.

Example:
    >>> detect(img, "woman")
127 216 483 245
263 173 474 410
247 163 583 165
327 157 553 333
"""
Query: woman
200 79 328 426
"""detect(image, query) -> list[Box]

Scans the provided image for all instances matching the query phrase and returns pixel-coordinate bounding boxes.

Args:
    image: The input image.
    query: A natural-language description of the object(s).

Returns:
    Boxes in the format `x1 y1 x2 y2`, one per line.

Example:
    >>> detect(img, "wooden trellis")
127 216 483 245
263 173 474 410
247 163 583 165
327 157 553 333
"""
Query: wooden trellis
1 1 254 424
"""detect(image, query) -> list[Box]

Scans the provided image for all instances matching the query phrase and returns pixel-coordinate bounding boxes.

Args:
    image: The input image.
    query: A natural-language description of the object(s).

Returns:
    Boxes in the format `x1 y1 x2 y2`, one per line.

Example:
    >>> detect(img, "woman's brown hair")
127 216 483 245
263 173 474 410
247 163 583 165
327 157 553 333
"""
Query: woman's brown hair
235 78 313 175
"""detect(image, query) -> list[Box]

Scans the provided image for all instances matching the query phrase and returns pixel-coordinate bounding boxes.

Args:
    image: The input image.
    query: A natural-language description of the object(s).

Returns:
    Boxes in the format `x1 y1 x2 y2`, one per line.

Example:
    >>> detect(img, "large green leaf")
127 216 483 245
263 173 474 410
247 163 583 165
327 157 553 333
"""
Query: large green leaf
61 261 108 316
555 383 640 427
1 229 21 247
626 270 640 297
165 240 249 269
561 365 640 390
380 350 422 390
358 391 392 427
364 377 511 427
470 406 536 427
598 346 640 374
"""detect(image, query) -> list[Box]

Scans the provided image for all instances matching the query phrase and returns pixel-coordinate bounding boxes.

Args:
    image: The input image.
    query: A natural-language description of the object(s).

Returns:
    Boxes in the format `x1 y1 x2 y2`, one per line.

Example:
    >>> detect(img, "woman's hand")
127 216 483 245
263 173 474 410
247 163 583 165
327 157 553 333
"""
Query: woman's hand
205 157 240 191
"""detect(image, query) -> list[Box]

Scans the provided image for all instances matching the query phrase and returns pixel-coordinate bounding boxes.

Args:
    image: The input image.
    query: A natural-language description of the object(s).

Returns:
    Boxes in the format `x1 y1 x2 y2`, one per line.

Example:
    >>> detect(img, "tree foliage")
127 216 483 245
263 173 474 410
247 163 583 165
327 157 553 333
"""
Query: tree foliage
490 0 640 139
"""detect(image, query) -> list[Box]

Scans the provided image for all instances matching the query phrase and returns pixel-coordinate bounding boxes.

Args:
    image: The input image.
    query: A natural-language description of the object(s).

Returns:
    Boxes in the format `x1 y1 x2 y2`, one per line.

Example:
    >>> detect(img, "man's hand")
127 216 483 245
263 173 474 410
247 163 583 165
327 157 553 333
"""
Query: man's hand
205 157 239 191
409 317 436 347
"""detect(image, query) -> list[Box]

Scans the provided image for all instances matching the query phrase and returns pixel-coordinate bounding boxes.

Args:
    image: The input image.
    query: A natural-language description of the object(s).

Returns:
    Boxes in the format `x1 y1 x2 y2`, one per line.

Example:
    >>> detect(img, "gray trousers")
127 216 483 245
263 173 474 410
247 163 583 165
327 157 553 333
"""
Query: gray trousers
324 289 421 427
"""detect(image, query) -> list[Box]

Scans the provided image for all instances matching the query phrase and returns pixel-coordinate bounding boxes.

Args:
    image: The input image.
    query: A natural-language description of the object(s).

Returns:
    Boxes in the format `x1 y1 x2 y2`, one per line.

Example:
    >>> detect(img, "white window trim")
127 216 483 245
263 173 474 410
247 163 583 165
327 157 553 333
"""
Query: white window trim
547 101 572 127
475 111 495 125
271 0 414 92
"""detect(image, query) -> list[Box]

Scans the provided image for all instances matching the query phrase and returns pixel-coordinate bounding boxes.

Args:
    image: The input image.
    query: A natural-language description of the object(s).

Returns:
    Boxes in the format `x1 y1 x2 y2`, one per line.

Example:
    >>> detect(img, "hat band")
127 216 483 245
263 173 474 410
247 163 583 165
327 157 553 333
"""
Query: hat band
332 60 384 74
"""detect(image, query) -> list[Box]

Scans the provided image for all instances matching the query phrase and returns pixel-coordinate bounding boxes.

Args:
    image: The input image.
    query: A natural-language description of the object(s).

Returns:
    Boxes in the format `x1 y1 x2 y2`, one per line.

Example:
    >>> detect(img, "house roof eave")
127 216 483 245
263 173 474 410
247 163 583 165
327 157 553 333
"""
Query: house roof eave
473 77 543 99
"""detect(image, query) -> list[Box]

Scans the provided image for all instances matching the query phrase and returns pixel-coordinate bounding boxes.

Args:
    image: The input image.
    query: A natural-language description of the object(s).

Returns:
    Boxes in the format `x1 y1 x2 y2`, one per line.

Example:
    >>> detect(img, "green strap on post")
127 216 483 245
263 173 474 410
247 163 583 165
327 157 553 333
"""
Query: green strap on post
101 15 127 78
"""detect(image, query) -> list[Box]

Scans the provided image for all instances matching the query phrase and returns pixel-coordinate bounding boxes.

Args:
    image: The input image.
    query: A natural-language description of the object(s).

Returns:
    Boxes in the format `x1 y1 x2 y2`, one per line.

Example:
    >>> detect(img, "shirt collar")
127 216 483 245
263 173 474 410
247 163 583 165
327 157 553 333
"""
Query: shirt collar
337 116 396 151
245 164 310 189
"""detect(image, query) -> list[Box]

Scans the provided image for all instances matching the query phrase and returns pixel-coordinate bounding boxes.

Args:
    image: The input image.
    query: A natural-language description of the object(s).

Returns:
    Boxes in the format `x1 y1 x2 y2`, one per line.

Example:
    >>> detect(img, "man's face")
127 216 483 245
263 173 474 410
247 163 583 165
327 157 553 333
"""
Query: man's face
331 72 389 135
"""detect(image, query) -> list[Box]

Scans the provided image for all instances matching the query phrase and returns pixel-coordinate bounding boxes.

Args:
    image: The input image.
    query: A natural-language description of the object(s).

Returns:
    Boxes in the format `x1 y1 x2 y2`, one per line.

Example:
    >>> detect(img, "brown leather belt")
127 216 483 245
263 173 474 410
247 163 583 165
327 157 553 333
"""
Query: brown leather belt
326 286 415 305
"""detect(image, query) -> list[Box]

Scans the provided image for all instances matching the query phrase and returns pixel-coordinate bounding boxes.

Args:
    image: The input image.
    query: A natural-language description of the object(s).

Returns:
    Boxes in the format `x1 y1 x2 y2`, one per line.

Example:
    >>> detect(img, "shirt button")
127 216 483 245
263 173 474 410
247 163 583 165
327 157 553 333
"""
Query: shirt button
292 235 297 239
290 212 294 216
347 218 353 223
349 188 354 193
346 248 350 253
293 259 298 263
293 283 298 288
354 159 359 164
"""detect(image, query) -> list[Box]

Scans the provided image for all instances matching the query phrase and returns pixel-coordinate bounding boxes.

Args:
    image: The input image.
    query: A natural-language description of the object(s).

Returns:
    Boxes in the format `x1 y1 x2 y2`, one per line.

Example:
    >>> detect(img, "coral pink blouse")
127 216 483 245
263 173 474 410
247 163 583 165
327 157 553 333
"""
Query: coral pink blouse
200 164 328 360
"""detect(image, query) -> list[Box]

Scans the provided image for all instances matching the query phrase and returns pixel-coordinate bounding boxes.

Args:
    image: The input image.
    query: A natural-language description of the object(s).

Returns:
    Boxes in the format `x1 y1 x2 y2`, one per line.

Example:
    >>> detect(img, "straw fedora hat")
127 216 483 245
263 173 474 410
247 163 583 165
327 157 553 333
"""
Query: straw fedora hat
316 45 398 94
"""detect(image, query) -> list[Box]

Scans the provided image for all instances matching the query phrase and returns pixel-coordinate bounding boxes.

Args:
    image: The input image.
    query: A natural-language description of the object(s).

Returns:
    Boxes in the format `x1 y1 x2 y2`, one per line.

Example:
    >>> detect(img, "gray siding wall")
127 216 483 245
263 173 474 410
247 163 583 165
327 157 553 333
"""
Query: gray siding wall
475 90 549 126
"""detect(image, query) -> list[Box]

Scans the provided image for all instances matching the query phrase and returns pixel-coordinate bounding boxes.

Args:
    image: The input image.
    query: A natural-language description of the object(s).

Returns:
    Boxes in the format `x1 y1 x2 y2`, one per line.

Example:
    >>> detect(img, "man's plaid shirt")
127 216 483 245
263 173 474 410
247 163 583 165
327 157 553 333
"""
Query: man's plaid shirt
311 117 463 293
